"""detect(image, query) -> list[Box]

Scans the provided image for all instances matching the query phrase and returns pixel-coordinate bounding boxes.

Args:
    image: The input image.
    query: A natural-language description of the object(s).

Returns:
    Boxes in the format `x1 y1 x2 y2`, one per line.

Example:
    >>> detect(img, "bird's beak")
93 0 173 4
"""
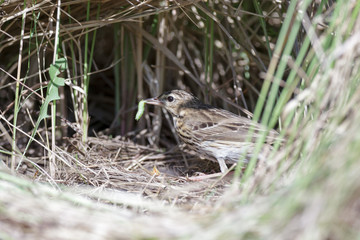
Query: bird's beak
144 97 163 106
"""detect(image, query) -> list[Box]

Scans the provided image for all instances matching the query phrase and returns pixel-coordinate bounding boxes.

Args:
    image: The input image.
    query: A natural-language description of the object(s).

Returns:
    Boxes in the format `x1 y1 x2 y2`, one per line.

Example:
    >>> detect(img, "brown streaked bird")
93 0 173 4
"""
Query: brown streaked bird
145 90 280 173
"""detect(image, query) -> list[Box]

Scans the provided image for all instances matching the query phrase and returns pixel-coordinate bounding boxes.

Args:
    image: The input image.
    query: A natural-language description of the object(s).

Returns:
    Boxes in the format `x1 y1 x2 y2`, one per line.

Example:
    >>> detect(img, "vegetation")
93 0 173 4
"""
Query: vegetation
0 0 359 239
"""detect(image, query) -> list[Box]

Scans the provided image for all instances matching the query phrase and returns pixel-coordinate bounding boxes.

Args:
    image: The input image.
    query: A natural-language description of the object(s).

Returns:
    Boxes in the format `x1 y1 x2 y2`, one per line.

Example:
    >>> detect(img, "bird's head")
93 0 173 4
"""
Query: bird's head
145 90 201 117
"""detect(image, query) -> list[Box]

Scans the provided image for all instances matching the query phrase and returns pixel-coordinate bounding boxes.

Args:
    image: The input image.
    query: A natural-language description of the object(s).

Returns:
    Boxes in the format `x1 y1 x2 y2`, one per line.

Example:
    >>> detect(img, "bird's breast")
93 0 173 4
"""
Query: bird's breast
173 117 194 144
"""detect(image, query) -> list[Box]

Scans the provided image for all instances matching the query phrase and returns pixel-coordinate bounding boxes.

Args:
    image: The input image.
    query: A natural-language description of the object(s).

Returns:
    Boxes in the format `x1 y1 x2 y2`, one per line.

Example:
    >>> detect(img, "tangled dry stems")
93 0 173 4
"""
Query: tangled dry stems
1 0 360 239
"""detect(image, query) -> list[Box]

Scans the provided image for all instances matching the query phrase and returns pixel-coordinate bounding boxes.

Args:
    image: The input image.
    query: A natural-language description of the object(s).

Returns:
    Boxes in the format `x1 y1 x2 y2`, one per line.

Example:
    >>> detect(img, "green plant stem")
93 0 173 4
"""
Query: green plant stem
82 1 91 143
82 2 100 143
114 23 121 123
252 0 272 58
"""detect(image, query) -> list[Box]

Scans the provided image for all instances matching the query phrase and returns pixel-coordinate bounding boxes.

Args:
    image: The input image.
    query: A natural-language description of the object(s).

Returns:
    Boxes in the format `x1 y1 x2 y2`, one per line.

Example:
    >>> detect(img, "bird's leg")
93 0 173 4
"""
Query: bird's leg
218 158 228 173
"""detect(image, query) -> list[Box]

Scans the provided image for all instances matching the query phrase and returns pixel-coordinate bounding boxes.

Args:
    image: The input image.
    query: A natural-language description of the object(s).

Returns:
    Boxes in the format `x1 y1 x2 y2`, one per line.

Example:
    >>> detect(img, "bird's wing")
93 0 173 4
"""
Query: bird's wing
184 108 280 144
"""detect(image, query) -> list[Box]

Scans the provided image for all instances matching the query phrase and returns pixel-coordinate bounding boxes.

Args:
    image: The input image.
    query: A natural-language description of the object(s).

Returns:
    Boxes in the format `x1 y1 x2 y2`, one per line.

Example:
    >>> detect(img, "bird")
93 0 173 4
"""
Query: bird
144 90 280 173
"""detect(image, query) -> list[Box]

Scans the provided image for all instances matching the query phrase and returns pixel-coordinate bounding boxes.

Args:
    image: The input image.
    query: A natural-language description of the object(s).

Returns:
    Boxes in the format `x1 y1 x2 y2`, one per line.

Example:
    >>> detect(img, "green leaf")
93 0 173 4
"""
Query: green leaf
37 58 67 122
26 58 67 151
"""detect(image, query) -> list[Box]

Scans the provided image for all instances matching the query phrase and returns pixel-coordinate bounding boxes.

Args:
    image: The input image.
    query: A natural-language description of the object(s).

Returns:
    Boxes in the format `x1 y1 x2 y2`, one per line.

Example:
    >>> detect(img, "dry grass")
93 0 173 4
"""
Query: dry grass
1 0 360 239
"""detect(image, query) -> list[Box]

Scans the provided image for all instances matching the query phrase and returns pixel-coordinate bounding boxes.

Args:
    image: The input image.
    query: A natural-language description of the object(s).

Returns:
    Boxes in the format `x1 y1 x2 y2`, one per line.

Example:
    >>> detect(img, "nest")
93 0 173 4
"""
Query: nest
15 136 231 208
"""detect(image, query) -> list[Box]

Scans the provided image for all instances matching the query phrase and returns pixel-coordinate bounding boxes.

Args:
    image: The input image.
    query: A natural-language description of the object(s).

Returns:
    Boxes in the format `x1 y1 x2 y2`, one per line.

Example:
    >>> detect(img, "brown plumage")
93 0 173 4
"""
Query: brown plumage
145 90 280 173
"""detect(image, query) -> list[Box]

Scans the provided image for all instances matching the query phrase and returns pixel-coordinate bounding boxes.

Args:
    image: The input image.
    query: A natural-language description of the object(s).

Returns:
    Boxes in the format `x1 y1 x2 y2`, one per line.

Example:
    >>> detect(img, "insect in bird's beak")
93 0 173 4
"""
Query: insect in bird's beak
144 97 164 106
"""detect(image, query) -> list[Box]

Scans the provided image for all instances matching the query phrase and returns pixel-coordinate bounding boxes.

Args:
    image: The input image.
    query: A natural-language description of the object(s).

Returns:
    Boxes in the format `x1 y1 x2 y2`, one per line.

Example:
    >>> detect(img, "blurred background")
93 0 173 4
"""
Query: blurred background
1 1 360 239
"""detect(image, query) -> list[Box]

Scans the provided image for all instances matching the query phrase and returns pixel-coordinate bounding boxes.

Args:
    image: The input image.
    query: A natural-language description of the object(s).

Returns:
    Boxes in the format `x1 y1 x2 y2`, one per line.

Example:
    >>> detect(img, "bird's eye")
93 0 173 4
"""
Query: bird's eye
167 96 174 102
